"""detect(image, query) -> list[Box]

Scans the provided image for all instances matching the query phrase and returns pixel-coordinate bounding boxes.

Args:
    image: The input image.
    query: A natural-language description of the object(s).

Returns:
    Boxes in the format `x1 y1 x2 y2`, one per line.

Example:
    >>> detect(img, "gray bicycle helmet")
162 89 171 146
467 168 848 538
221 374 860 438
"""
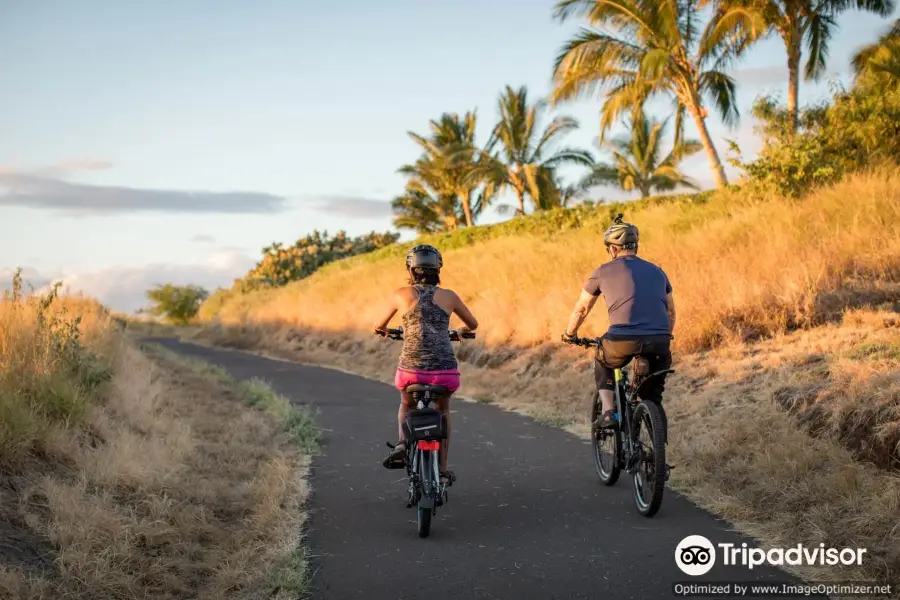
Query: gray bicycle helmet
405 244 443 269
603 213 639 249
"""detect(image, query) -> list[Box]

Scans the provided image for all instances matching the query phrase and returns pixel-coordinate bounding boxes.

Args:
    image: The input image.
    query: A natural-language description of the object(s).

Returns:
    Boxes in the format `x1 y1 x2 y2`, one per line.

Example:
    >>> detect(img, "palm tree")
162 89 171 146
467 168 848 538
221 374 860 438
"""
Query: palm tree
585 111 703 197
552 0 744 189
483 85 594 215
705 0 894 131
401 112 490 227
393 155 498 233
852 18 900 87
391 188 460 234
556 177 589 207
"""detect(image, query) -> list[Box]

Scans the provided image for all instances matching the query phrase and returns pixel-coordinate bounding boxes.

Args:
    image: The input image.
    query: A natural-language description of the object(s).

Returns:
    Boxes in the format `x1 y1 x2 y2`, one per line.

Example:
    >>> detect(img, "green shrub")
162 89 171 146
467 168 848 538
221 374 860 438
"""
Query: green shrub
144 283 209 324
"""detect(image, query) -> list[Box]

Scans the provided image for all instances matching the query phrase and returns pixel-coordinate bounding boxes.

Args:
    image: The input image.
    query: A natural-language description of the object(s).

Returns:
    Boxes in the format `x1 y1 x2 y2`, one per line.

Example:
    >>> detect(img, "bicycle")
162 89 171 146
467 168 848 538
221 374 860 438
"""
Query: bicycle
376 326 475 537
564 335 674 517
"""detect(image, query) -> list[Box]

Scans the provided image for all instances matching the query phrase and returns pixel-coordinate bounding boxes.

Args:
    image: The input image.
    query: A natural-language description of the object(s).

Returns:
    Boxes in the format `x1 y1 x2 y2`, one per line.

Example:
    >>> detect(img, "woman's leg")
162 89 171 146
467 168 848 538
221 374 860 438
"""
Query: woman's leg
397 389 413 443
437 392 452 476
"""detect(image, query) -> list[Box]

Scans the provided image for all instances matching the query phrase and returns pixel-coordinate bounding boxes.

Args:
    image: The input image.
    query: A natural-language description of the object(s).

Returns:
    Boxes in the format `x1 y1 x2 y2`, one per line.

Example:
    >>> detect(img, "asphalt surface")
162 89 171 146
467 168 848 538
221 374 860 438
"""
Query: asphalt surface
150 338 817 599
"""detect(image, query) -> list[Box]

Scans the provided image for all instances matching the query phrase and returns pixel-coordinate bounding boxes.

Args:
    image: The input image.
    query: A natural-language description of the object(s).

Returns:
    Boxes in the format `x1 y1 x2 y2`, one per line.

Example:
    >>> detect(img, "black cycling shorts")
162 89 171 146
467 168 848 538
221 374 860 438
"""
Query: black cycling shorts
593 333 672 401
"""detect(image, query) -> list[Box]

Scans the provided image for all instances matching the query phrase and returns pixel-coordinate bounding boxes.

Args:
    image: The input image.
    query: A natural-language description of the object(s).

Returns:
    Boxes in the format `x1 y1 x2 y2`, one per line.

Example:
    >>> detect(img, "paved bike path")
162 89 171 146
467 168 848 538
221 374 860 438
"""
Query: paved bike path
151 338 814 599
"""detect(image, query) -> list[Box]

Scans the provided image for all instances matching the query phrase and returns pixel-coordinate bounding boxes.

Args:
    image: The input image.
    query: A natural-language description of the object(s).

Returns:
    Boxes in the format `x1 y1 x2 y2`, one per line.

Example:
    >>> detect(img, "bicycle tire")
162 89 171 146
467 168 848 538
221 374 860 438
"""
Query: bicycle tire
417 451 433 538
631 400 667 517
590 391 621 485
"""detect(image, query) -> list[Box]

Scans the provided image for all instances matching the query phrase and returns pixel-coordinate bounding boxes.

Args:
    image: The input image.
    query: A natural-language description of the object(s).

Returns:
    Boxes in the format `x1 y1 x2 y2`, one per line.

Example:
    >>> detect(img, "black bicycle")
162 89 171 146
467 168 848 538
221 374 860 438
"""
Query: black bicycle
564 336 673 517
376 326 475 537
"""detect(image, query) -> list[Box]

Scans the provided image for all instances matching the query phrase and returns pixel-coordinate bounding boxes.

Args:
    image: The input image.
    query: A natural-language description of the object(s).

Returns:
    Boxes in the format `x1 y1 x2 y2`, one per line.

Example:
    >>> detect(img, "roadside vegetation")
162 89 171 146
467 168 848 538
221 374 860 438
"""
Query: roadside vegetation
0 271 316 600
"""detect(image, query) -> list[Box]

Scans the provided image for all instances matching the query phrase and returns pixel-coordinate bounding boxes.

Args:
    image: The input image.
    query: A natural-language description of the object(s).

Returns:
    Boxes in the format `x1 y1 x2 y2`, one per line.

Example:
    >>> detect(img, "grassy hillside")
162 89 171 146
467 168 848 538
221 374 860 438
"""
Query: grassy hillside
203 171 900 352
0 280 316 599
193 171 900 585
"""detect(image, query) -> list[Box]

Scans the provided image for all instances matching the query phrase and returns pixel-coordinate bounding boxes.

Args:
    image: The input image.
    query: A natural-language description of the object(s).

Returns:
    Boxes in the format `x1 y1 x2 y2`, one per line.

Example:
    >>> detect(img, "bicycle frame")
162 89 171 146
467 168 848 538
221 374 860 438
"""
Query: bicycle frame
613 368 641 473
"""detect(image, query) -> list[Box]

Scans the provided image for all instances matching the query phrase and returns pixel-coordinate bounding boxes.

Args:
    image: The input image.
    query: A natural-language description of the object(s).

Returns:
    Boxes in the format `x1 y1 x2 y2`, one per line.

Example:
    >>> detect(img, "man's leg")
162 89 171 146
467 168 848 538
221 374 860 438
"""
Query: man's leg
638 337 673 402
594 336 637 427
594 362 617 413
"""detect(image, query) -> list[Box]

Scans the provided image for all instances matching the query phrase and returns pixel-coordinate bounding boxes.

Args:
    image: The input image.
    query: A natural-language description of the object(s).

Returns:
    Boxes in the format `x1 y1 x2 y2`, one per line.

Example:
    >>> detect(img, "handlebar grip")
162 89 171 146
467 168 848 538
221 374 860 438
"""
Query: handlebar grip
461 331 476 339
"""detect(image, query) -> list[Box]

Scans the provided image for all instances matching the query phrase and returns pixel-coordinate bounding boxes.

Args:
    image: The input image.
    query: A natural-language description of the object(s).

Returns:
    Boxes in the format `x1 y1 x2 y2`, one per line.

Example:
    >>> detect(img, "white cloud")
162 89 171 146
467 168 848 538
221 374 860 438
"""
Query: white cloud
0 161 290 215
2 251 257 314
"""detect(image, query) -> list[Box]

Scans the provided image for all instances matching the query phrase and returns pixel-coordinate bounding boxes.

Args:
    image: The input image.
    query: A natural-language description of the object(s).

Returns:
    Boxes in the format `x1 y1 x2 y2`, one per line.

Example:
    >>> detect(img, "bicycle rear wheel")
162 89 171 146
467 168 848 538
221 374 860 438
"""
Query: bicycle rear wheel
590 391 621 485
416 450 434 538
631 400 667 517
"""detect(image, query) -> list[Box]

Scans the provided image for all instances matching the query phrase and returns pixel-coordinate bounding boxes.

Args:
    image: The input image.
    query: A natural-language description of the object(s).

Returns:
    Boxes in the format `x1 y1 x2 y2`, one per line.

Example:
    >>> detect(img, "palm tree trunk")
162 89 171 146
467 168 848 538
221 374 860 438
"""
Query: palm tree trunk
690 105 728 188
516 189 526 215
785 18 802 134
787 43 801 133
460 192 474 227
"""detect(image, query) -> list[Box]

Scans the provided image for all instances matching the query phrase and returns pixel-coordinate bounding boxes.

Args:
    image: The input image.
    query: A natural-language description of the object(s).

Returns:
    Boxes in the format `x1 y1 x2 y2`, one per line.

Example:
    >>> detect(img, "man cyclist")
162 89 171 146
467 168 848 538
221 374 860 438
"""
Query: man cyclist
562 214 675 429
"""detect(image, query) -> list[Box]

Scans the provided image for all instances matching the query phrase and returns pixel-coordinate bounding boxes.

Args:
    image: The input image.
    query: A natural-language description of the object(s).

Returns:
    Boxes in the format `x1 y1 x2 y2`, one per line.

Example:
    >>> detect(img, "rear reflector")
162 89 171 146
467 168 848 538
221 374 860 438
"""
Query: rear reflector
418 440 440 451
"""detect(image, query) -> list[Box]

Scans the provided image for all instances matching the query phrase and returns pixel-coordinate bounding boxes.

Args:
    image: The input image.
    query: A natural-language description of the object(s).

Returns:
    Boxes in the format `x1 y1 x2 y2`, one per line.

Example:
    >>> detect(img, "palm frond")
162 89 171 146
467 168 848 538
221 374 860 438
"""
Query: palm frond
699 70 740 127
542 147 596 168
552 29 643 104
699 6 769 63
532 116 580 160
598 80 647 143
804 12 836 81
554 0 597 21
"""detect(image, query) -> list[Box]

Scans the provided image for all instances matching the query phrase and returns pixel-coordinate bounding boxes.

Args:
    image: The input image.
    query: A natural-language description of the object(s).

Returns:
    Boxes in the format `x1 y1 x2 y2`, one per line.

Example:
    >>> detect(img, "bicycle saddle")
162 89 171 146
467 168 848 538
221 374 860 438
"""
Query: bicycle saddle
404 384 449 395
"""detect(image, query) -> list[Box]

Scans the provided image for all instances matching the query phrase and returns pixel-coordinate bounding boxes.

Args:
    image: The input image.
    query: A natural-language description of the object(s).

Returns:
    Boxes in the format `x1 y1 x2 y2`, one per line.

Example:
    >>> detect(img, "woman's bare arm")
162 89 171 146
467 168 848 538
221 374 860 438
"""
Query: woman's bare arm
450 291 478 331
373 288 404 330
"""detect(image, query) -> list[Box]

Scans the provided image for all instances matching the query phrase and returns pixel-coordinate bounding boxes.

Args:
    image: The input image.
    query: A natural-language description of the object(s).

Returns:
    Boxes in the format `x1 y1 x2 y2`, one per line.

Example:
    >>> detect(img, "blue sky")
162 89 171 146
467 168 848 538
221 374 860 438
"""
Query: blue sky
0 0 894 311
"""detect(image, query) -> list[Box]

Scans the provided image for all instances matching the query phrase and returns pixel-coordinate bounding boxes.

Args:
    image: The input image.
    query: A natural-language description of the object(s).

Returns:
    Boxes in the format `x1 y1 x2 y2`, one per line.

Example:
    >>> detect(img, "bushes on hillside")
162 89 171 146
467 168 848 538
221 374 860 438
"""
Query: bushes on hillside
244 230 399 288
739 81 900 197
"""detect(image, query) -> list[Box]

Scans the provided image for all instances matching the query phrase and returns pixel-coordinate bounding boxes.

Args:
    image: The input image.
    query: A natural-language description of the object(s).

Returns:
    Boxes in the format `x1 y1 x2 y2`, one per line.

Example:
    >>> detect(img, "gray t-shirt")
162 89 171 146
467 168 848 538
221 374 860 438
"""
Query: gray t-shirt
583 255 672 336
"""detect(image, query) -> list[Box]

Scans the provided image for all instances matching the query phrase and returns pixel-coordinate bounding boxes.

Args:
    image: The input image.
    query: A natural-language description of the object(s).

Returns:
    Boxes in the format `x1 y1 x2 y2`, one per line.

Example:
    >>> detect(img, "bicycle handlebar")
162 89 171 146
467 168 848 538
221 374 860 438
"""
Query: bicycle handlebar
562 333 673 347
562 334 600 348
375 326 476 342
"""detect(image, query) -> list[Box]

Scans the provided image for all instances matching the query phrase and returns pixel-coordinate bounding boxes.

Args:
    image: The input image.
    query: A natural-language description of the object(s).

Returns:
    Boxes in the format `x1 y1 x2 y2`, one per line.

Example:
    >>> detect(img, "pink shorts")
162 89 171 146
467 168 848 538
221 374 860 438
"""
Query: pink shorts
394 367 461 393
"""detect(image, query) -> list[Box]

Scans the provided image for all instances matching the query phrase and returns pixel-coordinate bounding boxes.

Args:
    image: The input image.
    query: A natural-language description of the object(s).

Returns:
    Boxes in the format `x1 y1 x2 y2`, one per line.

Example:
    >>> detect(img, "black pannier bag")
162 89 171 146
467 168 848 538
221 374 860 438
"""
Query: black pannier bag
403 407 446 442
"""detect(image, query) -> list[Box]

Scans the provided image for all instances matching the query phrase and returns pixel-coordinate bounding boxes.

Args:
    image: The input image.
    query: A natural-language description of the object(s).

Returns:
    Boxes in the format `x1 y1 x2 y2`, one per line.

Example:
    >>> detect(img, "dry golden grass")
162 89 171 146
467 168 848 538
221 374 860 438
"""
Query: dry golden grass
207 171 900 352
191 172 900 587
0 285 316 599
0 288 115 467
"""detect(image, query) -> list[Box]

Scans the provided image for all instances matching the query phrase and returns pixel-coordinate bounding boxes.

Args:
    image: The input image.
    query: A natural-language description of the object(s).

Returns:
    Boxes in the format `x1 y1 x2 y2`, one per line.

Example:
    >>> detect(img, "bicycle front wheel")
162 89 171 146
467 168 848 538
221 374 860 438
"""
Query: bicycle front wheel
590 391 621 485
631 400 667 517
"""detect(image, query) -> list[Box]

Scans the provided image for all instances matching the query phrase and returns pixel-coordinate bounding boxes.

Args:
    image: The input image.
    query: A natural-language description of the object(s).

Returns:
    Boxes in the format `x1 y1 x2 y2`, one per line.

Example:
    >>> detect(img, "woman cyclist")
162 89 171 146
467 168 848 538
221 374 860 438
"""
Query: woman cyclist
374 244 478 486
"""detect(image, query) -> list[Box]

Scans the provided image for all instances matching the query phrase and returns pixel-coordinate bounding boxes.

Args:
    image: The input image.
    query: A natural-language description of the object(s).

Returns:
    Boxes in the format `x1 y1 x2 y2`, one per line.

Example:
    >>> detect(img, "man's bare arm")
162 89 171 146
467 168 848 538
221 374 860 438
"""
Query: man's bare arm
665 291 676 334
565 290 599 336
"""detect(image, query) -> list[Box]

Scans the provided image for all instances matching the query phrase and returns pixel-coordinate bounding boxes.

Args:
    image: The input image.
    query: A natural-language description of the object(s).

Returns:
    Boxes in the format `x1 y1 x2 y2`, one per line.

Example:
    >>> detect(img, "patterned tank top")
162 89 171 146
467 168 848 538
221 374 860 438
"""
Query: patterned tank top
398 285 458 371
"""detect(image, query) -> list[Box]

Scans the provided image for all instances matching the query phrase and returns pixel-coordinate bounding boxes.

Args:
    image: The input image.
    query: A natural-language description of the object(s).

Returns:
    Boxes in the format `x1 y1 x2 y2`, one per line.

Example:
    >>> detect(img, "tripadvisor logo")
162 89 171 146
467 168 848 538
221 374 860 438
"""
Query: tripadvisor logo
675 535 867 576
